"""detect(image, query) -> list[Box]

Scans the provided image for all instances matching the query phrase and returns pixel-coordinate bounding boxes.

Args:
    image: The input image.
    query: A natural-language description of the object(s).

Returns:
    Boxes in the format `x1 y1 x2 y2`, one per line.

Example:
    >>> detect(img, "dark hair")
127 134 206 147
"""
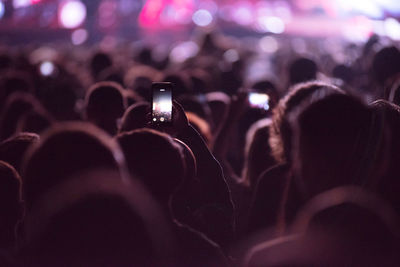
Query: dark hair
269 81 343 164
85 81 127 135
118 101 150 134
116 128 185 202
292 94 381 197
289 57 318 85
372 46 400 85
22 122 125 208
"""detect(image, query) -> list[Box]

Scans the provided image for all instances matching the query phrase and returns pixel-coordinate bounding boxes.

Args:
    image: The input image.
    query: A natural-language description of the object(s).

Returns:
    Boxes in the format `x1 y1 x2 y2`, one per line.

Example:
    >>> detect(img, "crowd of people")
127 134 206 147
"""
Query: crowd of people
0 31 399 266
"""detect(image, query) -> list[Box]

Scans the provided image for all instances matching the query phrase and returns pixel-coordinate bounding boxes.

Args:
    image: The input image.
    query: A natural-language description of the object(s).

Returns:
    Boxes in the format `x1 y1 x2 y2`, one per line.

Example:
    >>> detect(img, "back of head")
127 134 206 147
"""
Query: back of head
0 92 43 140
164 73 192 97
0 132 40 173
245 187 400 267
22 170 177 266
89 51 113 80
0 71 34 107
292 94 379 197
269 81 343 164
288 57 318 86
293 186 400 258
119 101 151 133
16 109 53 135
372 46 400 86
116 129 185 202
332 64 354 84
85 81 126 135
22 122 123 209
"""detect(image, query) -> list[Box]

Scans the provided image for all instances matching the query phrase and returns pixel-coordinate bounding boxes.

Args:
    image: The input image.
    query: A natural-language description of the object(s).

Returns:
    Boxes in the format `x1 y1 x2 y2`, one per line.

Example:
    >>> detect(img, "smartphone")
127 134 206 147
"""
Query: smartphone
152 82 173 124
248 92 270 111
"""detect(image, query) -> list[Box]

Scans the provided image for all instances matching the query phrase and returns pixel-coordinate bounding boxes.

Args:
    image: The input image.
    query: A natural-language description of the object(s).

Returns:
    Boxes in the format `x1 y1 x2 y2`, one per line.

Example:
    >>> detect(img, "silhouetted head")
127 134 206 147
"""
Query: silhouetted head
89 51 113 80
246 187 400 267
292 187 400 265
0 71 34 107
22 122 125 209
85 81 127 135
119 101 151 134
163 73 192 97
116 128 185 203
289 57 318 85
97 66 124 86
0 132 40 173
0 161 23 249
124 65 162 101
269 81 343 164
0 92 44 140
291 94 383 198
15 109 54 135
22 169 177 266
372 46 400 86
332 64 355 84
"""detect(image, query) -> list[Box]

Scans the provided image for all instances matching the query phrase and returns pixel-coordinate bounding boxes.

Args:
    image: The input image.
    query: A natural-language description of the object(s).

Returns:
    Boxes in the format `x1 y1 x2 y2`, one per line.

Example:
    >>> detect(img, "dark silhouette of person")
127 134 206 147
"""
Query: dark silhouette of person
0 92 45 141
22 122 125 209
288 57 318 86
118 101 151 133
244 186 400 267
89 51 113 81
85 81 127 135
248 81 344 234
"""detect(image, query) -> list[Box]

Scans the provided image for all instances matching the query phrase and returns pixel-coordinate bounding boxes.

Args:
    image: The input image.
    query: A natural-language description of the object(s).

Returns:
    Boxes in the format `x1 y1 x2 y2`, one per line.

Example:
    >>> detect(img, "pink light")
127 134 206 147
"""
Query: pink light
138 0 165 27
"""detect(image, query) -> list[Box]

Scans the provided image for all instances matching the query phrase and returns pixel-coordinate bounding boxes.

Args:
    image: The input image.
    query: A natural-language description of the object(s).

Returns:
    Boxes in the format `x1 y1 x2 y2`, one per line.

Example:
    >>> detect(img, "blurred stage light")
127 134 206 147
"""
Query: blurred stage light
0 2 5 19
259 36 279 53
337 0 383 19
170 41 199 63
262 16 285 34
192 9 213 27
59 0 87 29
384 18 400 40
232 3 253 25
39 61 55 77
13 0 30 9
71 28 88 45
223 49 239 63
198 0 218 15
